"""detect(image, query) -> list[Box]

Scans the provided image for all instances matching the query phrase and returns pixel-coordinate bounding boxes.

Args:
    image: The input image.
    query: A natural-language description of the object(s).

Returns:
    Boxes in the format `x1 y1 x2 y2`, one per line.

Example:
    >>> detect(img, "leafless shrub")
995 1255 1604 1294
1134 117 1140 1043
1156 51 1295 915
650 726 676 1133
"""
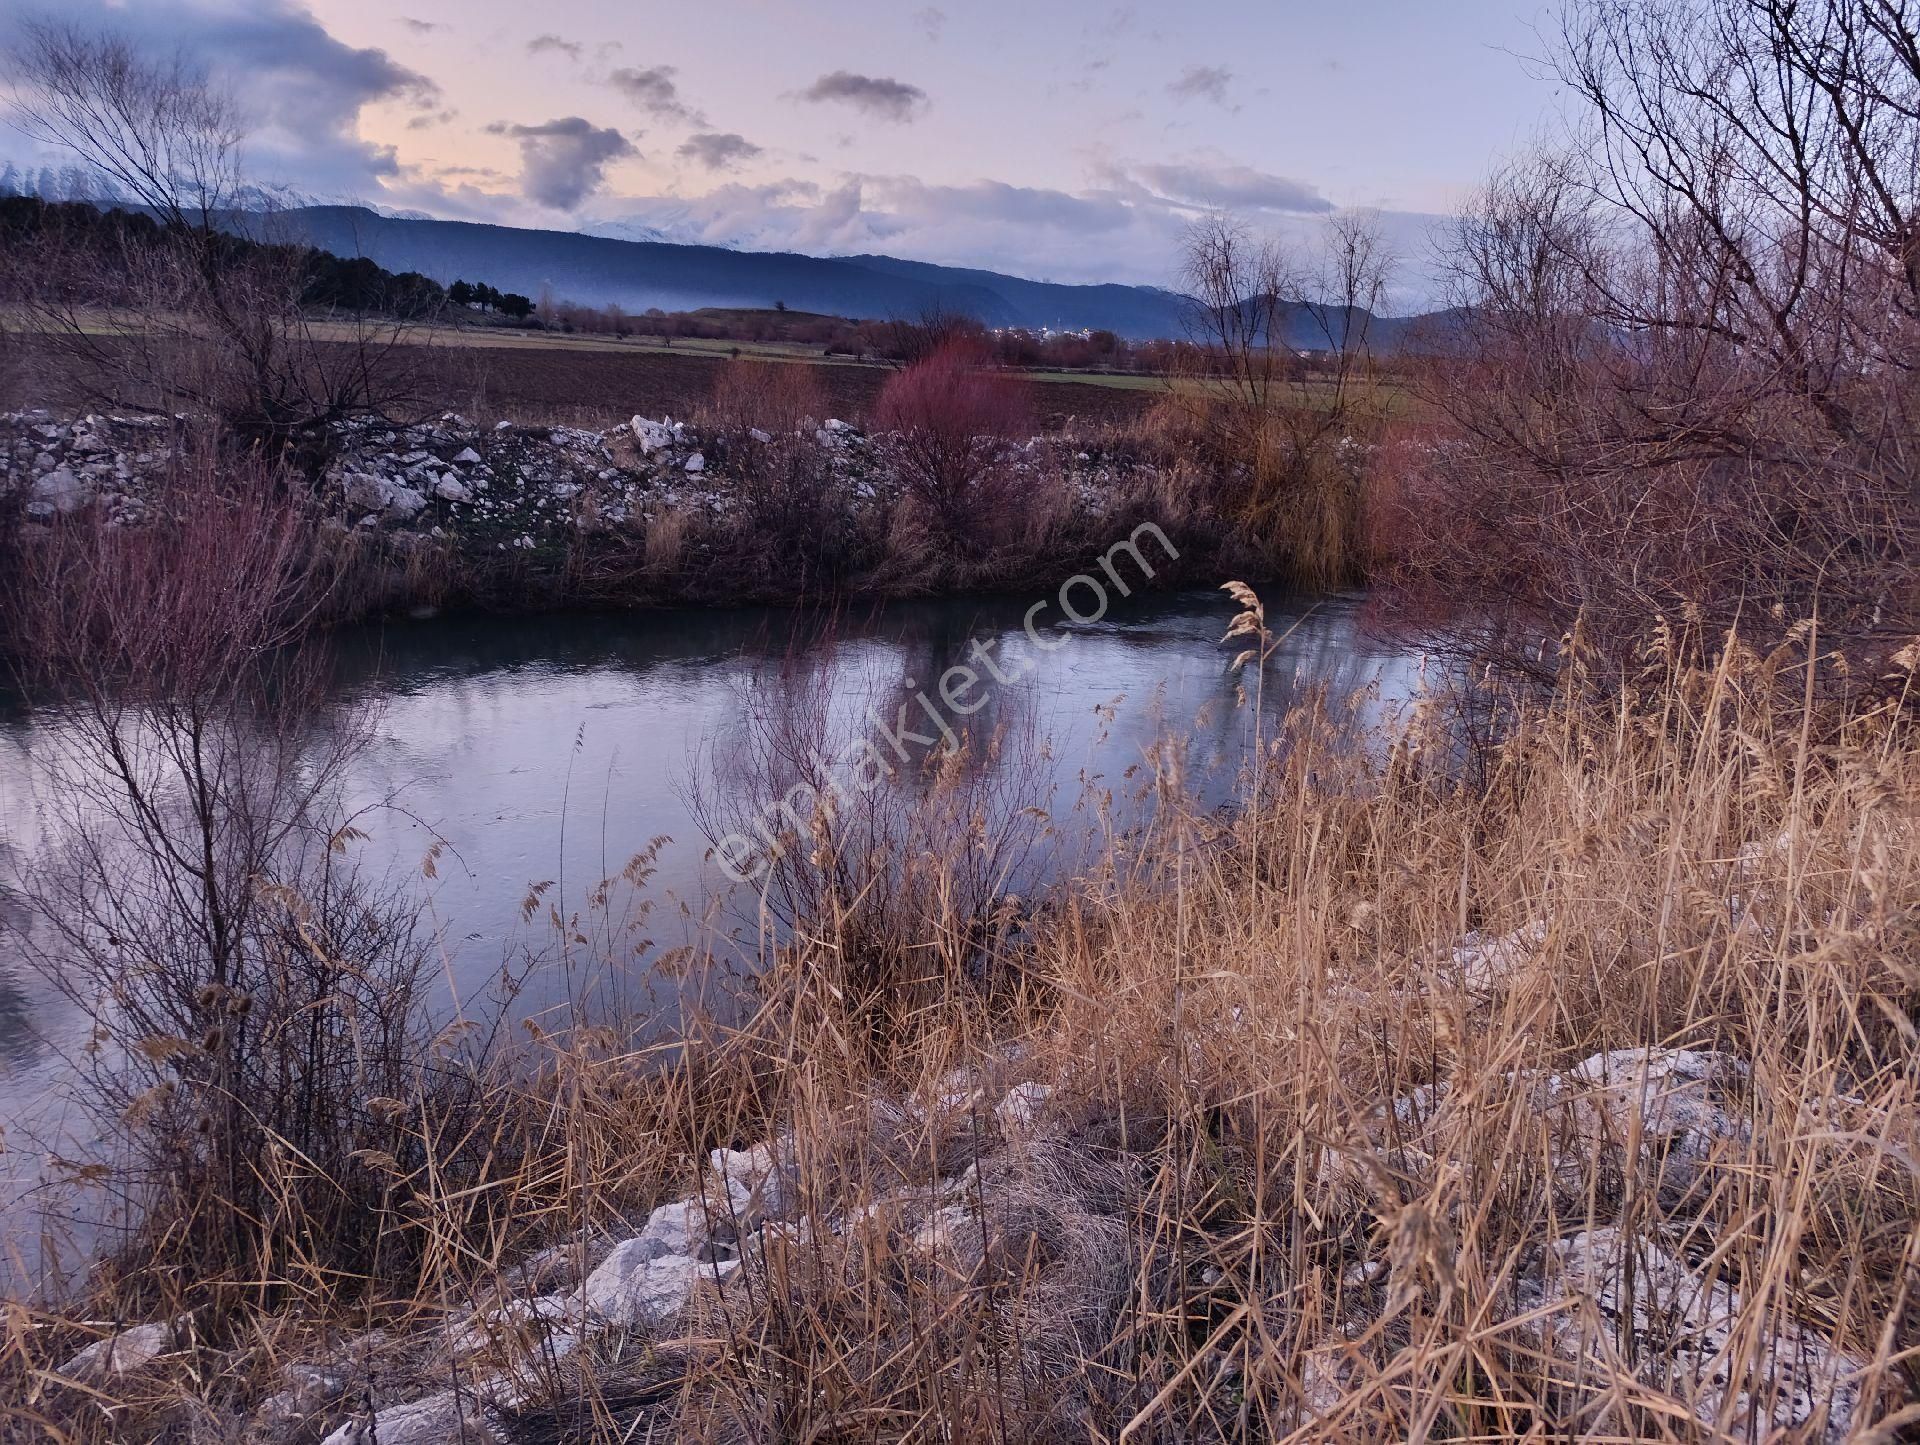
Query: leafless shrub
873 340 1033 558
1174 211 1395 587
697 358 864 591
2 21 436 463
1392 1 1920 686
1 455 488 1320
701 356 826 436
687 640 1049 1059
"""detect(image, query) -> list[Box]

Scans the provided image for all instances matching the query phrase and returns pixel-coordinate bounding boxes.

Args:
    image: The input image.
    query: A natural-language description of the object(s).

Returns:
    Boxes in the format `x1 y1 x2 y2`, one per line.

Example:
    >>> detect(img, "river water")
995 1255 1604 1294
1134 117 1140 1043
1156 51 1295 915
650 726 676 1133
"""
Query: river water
0 588 1423 1289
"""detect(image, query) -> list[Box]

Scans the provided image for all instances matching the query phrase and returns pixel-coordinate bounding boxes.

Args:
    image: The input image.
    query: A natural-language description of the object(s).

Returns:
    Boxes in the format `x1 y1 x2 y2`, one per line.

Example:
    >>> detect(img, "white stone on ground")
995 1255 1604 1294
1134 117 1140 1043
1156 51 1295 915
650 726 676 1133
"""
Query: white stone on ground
319 1388 496 1445
703 1139 795 1240
1517 1225 1870 1443
995 1081 1054 1139
57 1318 178 1378
631 417 674 453
577 1243 738 1328
29 467 88 515
1443 919 1547 995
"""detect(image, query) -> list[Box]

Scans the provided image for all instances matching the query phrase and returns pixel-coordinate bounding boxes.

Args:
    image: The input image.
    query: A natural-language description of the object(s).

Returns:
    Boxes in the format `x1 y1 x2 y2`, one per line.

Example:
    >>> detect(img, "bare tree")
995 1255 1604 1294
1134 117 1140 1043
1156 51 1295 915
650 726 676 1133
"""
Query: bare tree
1177 212 1296 421
1560 0 1920 451
2 454 452 1303
1390 1 1920 686
1173 210 1395 586
2 21 432 462
6 20 244 229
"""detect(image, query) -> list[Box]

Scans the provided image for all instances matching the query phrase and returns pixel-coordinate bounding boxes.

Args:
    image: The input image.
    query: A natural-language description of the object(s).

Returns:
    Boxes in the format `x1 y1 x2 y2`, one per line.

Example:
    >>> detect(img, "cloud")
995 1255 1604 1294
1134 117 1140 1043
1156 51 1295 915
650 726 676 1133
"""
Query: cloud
398 17 442 34
1127 160 1332 214
573 165 1463 305
677 132 763 171
587 172 1156 282
526 34 583 61
5 0 440 201
607 66 701 125
914 7 946 42
486 117 636 209
1167 64 1235 107
799 71 927 122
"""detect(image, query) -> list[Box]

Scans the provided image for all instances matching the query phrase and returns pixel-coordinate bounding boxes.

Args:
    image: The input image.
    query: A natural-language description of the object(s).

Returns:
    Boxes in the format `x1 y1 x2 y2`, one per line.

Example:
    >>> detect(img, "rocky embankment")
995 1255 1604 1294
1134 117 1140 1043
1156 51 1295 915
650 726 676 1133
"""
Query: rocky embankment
1 408 1144 556
52 917 1898 1443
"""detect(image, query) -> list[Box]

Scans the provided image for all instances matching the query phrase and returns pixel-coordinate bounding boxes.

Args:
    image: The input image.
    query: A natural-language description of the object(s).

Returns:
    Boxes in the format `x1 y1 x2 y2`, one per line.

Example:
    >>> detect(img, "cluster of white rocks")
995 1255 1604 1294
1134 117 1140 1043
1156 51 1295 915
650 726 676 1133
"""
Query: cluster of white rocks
49 918 1899 1441
1319 1041 1879 1438
284 1076 1059 1445
1310 915 1892 1441
1 410 1148 559
0 411 169 525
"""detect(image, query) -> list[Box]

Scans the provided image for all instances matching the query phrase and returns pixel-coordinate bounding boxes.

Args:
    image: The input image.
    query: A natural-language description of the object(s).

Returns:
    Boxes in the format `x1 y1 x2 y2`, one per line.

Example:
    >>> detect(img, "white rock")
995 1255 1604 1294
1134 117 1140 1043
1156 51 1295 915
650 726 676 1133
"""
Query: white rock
342 472 388 512
1518 1227 1869 1443
748 427 773 444
253 1364 346 1433
632 417 674 454
995 1082 1054 1139
434 475 474 503
320 1389 497 1445
29 467 89 515
445 1292 582 1359
910 1204 993 1276
1444 919 1547 995
493 419 514 432
1557 1047 1750 1207
451 447 484 465
57 1318 178 1378
578 1245 738 1328
634 1197 700 1258
824 418 852 433
704 1140 795 1238
383 485 428 521
683 452 706 473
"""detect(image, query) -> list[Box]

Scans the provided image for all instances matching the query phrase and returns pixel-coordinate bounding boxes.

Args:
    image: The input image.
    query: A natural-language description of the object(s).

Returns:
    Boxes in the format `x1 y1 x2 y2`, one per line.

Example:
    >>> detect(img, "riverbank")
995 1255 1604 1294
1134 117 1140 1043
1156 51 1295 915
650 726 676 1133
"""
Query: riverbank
6 619 1916 1442
0 405 1273 630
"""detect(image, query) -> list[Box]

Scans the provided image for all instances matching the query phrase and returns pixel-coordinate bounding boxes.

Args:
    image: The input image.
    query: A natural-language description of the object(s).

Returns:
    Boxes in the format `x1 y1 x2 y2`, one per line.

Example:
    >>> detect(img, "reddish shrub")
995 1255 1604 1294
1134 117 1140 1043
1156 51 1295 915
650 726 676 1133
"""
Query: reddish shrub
872 342 1032 548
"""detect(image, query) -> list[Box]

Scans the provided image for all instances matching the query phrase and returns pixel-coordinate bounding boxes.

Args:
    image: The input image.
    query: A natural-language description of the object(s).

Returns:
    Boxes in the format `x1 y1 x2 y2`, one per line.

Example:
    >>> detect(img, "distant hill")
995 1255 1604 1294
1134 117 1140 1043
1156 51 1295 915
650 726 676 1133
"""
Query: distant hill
255 206 1093 330
252 207 1454 346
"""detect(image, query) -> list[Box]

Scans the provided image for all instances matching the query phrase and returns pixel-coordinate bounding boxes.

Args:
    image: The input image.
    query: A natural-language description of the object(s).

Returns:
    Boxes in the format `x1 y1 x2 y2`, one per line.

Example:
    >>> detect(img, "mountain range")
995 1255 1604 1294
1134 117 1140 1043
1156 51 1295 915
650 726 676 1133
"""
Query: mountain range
0 165 1454 345
257 207 1454 347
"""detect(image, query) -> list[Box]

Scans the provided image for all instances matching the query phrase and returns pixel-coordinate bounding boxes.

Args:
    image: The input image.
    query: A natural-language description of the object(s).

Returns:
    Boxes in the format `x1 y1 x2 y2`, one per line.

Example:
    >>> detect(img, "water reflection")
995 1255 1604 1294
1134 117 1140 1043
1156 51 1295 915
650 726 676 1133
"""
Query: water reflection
0 588 1420 1281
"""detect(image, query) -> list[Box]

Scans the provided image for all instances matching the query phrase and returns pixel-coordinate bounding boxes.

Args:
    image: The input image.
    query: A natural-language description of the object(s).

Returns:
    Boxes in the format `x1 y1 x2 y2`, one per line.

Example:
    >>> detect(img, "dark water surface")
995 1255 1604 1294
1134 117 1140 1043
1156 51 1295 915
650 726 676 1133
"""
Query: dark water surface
0 588 1423 1286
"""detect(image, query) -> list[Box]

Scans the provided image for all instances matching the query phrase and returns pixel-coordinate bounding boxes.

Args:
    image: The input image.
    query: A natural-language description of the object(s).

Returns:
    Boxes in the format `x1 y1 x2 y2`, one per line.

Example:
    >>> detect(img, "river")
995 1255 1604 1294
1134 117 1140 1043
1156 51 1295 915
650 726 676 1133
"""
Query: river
0 587 1423 1291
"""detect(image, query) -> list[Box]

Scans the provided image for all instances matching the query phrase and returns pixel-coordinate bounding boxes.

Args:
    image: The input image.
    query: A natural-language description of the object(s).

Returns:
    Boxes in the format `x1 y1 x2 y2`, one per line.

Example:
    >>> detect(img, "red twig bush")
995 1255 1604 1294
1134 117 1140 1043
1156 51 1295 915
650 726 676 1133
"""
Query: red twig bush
872 341 1032 552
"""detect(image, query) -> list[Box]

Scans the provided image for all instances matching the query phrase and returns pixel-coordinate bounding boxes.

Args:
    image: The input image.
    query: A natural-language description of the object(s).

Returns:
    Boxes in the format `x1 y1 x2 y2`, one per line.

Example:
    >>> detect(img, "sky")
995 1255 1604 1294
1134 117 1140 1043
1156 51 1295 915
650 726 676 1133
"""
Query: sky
0 0 1564 308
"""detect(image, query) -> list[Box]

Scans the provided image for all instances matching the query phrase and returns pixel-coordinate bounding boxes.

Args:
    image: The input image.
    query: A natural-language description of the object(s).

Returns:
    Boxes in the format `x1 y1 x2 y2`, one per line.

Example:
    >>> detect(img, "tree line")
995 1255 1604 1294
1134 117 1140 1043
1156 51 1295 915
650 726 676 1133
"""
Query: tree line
0 194 530 322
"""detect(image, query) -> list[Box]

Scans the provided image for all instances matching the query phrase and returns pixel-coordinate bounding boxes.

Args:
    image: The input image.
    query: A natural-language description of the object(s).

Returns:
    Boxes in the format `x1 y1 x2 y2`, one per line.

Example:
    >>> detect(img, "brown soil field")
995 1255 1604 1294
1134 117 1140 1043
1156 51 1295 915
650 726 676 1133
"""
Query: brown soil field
400 343 1162 431
0 331 1161 433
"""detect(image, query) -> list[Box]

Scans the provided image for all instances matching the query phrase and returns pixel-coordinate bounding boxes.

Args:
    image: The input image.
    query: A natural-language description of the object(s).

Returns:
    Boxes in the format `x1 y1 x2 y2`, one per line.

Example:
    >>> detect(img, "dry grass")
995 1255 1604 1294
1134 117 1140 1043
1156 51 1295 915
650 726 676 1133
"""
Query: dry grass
4 608 1918 1443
